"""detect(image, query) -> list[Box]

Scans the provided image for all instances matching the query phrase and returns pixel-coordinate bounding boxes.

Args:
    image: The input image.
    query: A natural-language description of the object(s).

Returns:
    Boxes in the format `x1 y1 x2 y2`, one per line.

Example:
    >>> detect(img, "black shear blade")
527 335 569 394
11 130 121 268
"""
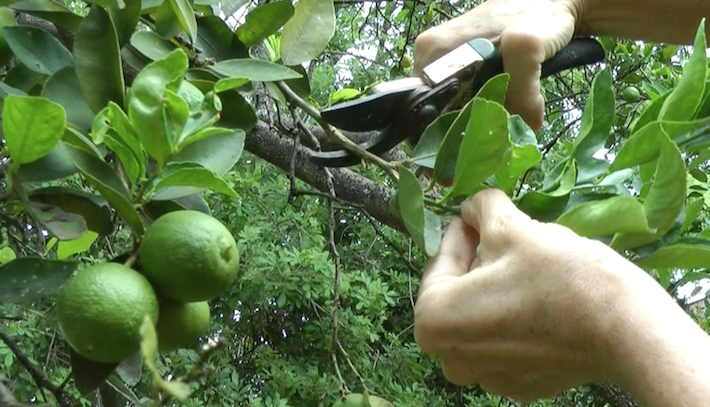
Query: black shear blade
320 78 424 132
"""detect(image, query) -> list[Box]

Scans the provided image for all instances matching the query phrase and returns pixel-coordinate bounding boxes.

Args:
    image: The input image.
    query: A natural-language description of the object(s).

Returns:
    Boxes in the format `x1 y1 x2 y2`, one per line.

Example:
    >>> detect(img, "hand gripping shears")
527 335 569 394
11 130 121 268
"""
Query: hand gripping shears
309 37 606 167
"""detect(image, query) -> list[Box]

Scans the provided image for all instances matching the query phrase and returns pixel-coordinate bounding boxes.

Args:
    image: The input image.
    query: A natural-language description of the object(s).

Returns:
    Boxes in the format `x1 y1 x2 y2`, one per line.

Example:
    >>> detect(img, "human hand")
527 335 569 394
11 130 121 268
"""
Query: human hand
412 0 584 131
413 189 654 401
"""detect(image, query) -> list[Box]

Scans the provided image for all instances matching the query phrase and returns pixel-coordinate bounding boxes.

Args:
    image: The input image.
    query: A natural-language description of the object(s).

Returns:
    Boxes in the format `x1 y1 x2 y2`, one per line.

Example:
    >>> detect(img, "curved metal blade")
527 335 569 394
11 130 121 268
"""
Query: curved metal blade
320 78 424 132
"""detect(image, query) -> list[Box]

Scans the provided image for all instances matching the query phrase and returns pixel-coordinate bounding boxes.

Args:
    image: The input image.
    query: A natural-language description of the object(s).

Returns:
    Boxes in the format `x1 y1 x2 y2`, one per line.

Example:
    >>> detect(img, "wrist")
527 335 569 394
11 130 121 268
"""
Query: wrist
595 257 710 406
577 0 708 44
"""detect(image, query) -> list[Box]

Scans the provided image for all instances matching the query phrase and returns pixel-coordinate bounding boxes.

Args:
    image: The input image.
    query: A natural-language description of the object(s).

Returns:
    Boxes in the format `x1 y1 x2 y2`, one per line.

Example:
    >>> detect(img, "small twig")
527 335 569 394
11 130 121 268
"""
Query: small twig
541 116 581 157
0 330 71 407
338 341 370 394
275 81 399 181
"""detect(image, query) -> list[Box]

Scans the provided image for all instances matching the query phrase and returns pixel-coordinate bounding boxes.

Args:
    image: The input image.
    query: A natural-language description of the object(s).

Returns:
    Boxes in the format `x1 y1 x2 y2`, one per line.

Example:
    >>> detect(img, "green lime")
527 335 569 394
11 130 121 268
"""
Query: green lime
139 210 240 302
333 393 367 407
401 53 412 69
622 86 640 103
56 262 159 363
155 297 210 352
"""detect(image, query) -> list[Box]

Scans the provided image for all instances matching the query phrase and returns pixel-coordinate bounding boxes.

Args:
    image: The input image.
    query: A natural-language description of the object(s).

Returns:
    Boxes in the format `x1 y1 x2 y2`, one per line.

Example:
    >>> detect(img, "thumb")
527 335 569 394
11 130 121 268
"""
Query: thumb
461 189 532 248
499 6 577 130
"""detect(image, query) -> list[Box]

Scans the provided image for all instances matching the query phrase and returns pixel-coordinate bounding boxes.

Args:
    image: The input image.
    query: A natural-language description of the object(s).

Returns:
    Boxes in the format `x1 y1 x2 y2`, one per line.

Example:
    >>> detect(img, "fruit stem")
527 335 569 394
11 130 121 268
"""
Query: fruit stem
124 251 138 268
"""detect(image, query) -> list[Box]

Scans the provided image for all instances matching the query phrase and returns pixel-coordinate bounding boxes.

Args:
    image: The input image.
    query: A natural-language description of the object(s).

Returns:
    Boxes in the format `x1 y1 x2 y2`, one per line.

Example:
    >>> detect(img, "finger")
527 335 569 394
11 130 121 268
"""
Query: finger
498 6 577 130
461 189 531 247
418 217 479 297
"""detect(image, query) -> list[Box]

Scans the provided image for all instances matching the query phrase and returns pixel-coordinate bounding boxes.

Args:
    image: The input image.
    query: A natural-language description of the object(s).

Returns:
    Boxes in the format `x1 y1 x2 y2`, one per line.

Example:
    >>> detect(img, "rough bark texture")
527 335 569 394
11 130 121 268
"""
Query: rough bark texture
246 121 406 233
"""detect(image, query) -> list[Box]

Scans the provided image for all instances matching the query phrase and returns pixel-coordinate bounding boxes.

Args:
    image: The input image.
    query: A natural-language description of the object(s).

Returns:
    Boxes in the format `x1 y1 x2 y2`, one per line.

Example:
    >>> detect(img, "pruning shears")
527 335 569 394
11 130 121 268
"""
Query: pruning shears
309 37 606 168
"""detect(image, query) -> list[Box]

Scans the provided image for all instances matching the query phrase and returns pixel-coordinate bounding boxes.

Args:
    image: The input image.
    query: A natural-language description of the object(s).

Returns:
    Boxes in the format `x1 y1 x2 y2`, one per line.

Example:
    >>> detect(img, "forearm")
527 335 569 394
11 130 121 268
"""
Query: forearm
603 264 710 407
579 0 709 44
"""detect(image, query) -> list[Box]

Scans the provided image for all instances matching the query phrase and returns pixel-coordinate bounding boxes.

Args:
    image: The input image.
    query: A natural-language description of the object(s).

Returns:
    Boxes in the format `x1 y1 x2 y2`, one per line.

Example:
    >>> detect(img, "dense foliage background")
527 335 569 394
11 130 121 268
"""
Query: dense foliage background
0 0 709 407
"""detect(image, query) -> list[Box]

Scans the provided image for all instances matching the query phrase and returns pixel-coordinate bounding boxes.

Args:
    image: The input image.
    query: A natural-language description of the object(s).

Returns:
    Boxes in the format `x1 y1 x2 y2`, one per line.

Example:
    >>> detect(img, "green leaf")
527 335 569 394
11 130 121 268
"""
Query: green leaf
104 133 141 185
154 130 245 200
610 132 686 250
450 98 509 197
517 161 576 222
56 230 99 260
473 73 509 105
0 258 78 303
8 0 83 32
106 0 141 48
114 353 143 387
279 0 335 66
28 186 113 235
167 0 197 44
195 15 248 60
154 0 182 39
236 0 293 47
410 111 457 169
432 99 474 183
610 119 708 172
15 144 78 183
144 194 211 220
3 25 73 75
19 194 88 241
329 87 363 105
4 62 42 92
210 58 301 82
636 243 710 271
573 68 615 183
147 162 240 200
129 30 177 61
191 80 256 131
632 90 671 134
60 142 145 235
41 66 95 130
127 48 188 169
69 348 118 396
3 94 66 165
683 198 704 231
214 77 249 93
658 19 707 122
73 4 125 112
556 196 650 238
140 315 192 400
0 247 15 265
397 165 440 256
494 115 542 194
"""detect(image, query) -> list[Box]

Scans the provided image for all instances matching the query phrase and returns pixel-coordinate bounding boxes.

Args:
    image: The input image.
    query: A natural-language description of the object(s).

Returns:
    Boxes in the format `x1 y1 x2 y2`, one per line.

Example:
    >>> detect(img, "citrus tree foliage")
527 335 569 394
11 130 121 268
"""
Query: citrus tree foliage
0 0 709 406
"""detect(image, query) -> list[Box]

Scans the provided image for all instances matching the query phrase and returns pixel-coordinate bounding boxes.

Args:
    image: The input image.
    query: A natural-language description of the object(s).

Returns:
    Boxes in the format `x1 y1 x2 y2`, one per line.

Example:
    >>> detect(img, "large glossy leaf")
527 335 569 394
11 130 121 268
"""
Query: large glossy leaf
167 0 197 44
450 98 509 197
29 186 114 236
41 66 96 130
8 0 83 31
107 0 141 47
236 0 294 47
127 48 188 169
210 58 301 82
683 198 704 231
610 119 707 172
573 68 614 183
0 258 78 304
3 62 42 92
3 94 66 165
130 30 176 61
397 165 441 256
70 348 119 395
154 0 182 39
148 161 240 201
432 99 474 183
74 4 125 112
473 73 509 105
195 15 248 60
494 115 542 194
658 20 706 122
190 79 256 131
16 144 78 183
517 160 577 222
556 196 650 238
3 25 73 75
410 111 457 169
610 133 686 250
154 129 245 200
636 243 710 271
279 0 335 66
60 142 145 235
144 194 211 221
56 230 99 260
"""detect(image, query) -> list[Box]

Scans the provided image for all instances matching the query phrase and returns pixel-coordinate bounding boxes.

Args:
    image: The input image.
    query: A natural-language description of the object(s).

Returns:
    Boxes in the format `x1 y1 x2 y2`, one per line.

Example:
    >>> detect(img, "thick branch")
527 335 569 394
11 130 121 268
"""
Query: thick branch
246 121 406 233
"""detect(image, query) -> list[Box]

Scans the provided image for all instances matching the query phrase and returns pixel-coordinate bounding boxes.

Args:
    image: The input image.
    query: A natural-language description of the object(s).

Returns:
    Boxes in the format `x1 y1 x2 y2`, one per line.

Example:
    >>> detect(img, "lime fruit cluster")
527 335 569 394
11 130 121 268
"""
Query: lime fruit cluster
332 393 394 407
57 210 240 363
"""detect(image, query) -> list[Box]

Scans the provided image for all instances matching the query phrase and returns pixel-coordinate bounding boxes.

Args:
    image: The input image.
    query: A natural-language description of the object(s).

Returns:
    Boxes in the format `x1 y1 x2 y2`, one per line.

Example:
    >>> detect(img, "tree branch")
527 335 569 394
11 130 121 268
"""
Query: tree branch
245 121 406 233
